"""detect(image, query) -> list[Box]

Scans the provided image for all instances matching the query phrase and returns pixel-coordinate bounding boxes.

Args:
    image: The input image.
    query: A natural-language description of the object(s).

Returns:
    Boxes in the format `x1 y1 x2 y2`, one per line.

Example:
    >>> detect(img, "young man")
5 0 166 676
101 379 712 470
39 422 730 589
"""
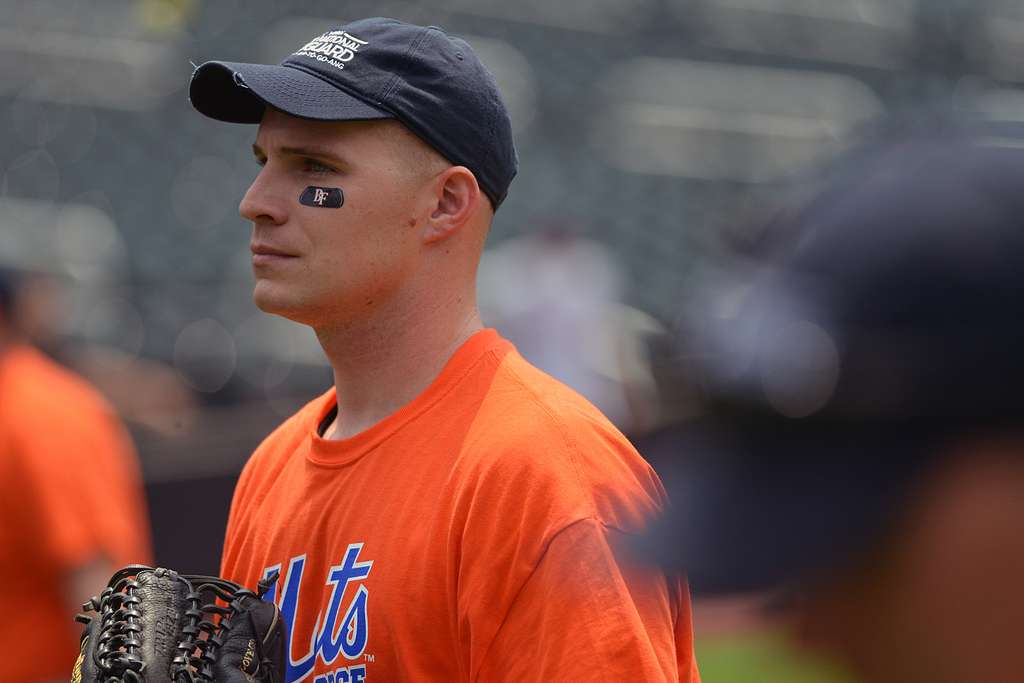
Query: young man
189 17 698 682
644 134 1024 683
0 270 151 683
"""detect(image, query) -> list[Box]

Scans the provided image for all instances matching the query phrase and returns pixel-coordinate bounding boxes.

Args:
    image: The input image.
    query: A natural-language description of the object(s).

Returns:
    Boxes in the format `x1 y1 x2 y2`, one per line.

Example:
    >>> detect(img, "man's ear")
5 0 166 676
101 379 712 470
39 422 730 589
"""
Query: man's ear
423 166 481 244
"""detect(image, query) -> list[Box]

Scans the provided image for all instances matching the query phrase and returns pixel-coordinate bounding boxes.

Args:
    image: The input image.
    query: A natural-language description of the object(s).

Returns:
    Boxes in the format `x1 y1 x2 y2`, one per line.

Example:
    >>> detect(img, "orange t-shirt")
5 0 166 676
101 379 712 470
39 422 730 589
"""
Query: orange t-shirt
0 345 152 683
222 329 699 682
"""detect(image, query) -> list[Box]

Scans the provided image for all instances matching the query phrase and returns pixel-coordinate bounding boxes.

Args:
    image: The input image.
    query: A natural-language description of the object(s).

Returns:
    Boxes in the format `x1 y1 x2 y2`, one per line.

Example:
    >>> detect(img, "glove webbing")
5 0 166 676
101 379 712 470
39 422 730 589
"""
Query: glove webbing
75 567 280 683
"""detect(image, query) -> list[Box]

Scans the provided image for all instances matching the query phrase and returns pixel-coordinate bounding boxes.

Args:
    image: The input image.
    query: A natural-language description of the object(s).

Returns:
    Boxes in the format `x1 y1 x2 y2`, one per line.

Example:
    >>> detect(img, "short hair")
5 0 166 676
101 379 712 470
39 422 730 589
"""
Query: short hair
383 119 451 179
382 120 495 217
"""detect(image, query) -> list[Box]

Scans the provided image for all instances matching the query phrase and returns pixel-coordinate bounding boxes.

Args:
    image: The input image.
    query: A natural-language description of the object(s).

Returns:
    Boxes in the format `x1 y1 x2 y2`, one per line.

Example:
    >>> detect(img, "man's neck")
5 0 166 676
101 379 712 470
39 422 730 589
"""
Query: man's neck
314 296 483 440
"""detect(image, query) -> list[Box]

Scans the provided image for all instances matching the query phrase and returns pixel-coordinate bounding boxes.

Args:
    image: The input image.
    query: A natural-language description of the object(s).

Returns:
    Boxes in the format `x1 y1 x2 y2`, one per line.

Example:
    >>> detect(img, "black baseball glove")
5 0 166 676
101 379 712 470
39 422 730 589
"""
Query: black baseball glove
72 565 286 683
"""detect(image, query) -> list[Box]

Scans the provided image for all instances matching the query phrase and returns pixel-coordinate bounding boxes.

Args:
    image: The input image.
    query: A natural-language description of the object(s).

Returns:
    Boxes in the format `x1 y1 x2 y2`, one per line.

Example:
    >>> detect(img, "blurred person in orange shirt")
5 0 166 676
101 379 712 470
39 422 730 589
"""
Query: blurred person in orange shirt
643 132 1024 683
0 269 151 683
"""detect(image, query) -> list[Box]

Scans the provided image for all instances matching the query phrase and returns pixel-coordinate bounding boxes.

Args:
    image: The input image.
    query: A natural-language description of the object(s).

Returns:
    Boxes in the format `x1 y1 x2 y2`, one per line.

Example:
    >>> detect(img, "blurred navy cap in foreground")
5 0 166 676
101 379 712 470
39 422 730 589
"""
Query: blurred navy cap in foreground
643 134 1024 594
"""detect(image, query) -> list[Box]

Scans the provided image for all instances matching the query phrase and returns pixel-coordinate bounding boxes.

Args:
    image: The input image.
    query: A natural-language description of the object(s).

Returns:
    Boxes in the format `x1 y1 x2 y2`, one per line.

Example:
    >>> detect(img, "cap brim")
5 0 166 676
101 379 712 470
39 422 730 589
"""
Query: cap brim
635 419 930 595
189 61 392 124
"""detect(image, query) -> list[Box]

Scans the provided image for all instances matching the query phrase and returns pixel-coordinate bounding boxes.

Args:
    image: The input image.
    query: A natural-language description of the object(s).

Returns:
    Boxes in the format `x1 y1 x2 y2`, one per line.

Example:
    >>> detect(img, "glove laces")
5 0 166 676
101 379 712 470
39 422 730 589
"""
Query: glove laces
173 571 280 682
75 566 151 682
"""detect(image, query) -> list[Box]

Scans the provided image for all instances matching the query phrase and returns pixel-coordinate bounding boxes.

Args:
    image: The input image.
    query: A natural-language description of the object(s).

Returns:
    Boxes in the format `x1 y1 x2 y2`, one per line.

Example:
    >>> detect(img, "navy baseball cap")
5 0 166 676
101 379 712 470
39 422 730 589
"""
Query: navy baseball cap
189 17 518 209
641 133 1024 594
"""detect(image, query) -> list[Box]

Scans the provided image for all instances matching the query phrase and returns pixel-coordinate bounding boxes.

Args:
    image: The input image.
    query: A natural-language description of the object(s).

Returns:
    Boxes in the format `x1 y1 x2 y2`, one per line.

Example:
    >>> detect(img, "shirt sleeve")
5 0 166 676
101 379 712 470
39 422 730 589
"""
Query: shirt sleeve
475 517 700 682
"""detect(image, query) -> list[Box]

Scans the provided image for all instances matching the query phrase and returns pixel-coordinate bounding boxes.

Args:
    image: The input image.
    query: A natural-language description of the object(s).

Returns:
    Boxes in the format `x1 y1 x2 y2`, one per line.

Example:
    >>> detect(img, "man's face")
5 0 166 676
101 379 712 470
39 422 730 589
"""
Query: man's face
241 109 435 325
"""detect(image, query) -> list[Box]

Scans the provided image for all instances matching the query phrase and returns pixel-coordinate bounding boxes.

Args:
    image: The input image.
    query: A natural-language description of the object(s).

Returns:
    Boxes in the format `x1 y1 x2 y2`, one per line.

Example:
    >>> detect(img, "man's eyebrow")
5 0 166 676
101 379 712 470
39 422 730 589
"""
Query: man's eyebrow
251 143 349 165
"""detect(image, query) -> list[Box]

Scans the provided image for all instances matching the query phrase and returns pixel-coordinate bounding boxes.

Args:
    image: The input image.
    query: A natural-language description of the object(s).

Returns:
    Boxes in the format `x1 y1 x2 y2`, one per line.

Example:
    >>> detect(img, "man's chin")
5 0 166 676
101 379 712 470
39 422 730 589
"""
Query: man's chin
252 282 357 327
252 286 308 323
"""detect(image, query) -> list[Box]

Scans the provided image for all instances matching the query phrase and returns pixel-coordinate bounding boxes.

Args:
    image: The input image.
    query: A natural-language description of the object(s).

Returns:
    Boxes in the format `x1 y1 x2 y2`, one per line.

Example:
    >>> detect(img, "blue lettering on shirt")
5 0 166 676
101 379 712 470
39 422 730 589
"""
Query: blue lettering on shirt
261 543 373 682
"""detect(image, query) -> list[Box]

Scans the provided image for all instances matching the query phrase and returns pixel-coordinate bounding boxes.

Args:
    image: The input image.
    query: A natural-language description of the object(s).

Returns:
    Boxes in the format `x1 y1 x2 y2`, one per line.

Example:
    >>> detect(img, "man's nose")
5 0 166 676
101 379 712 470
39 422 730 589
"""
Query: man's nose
239 167 287 225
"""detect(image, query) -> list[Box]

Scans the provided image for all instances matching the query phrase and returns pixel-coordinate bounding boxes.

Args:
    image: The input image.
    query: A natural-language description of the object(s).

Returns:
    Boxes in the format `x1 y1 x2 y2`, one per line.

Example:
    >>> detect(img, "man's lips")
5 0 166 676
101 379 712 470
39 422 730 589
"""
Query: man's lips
251 243 296 256
251 243 298 265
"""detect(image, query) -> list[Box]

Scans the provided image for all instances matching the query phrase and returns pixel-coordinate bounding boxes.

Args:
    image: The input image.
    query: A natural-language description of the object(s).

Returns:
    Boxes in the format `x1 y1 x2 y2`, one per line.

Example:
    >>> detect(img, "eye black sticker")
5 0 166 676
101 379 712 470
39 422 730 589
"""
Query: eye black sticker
300 186 344 208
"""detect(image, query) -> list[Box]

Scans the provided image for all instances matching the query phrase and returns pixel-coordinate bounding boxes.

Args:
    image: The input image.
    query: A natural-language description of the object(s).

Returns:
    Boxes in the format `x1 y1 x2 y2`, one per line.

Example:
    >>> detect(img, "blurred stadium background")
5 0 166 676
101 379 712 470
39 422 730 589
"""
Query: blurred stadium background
3 0 1023 679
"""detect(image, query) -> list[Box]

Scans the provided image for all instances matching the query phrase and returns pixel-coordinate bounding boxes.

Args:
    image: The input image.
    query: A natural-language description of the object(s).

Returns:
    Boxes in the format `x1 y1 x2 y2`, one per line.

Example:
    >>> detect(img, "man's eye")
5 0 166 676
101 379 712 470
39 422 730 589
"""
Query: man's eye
304 159 335 174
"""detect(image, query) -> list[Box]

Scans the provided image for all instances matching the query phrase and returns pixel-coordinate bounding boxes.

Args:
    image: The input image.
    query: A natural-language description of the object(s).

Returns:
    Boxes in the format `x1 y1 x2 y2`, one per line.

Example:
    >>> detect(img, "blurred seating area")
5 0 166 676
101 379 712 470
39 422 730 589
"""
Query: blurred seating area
5 0 1024 451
